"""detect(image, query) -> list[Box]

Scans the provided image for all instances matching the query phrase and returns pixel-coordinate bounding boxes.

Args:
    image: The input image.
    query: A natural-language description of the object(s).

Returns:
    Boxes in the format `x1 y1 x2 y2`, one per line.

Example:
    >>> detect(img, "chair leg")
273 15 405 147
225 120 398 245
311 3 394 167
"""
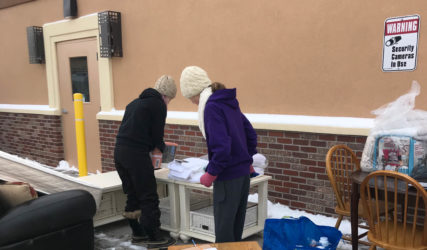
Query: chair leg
335 215 343 229
369 245 376 250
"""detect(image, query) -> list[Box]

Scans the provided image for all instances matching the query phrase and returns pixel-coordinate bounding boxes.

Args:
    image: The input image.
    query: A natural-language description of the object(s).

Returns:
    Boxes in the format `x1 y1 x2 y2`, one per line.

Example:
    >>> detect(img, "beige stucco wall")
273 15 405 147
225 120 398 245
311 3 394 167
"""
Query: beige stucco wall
0 0 60 105
1 0 427 118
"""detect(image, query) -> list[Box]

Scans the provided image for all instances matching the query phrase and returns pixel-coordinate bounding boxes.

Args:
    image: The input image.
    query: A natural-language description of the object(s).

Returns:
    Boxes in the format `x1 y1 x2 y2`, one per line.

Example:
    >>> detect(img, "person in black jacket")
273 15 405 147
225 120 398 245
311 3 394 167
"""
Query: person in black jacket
114 75 176 246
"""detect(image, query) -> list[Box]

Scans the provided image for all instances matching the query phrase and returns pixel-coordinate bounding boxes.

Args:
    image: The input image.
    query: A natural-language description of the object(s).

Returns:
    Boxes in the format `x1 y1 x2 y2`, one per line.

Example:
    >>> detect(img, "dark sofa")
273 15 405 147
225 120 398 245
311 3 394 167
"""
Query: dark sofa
0 189 96 250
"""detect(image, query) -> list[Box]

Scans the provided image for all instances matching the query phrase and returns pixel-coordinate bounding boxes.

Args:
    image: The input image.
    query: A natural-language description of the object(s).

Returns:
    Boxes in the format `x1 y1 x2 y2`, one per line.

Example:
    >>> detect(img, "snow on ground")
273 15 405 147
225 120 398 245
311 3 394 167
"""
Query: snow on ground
95 233 146 250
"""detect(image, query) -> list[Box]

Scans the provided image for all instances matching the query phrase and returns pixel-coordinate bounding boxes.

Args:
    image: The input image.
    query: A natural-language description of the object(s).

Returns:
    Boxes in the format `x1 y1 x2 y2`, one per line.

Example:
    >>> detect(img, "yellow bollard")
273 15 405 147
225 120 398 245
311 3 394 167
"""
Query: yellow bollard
73 93 88 177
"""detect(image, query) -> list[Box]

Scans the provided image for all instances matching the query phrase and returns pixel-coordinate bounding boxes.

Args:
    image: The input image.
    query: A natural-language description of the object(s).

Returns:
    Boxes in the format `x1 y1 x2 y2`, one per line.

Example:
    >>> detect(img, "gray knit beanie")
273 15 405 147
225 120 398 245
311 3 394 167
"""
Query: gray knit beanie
180 66 212 99
154 75 177 99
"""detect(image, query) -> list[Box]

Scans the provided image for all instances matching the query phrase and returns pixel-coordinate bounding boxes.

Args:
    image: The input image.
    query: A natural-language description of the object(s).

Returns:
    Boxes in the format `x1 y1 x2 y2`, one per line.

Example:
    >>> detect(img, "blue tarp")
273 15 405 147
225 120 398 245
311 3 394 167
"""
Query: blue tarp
263 216 342 250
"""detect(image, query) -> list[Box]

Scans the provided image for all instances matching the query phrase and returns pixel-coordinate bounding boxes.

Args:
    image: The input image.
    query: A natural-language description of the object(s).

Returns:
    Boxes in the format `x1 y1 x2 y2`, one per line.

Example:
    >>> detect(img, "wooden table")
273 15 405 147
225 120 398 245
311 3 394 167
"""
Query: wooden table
350 171 369 250
350 171 422 250
168 241 261 250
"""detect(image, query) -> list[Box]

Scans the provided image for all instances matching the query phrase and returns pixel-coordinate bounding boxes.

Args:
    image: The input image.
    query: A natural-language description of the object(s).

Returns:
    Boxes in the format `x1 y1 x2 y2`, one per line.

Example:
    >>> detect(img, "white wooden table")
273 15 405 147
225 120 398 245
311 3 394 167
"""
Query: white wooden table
79 165 180 237
175 175 271 243
153 167 180 238
79 167 271 243
78 171 125 227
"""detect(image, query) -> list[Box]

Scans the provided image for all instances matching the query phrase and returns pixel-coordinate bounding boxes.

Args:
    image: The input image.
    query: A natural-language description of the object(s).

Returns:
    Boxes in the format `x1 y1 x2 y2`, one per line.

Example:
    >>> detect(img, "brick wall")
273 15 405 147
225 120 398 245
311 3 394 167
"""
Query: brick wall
256 130 366 216
98 121 209 172
98 120 367 217
99 120 121 172
0 112 64 167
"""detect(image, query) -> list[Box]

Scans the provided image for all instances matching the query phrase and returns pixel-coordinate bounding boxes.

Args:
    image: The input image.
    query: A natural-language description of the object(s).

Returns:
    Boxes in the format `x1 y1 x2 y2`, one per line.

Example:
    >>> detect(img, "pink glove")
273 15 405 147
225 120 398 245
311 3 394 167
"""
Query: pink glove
200 172 217 187
250 165 259 178
250 165 255 174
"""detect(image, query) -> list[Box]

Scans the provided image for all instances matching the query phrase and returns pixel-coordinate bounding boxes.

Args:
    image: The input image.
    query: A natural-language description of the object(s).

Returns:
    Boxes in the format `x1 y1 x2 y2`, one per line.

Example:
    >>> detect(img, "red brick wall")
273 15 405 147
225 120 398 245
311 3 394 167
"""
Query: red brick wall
99 120 121 172
98 120 367 217
257 130 366 216
98 121 209 172
0 112 64 167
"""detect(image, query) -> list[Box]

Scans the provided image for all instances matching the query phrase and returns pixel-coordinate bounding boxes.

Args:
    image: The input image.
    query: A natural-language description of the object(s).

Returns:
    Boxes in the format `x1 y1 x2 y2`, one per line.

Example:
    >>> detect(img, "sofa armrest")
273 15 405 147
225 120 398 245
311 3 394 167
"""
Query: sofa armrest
0 189 96 246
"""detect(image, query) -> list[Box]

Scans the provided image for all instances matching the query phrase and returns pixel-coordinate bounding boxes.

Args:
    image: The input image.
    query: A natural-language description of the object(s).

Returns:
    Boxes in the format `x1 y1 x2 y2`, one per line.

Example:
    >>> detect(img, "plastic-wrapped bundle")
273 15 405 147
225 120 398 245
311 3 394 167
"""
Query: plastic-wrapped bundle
252 153 268 175
361 81 427 182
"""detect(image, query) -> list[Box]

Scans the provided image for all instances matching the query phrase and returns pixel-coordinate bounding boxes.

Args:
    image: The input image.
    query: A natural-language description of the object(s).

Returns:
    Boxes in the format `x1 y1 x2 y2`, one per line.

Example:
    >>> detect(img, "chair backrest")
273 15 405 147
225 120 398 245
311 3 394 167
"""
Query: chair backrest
326 145 361 211
360 170 427 249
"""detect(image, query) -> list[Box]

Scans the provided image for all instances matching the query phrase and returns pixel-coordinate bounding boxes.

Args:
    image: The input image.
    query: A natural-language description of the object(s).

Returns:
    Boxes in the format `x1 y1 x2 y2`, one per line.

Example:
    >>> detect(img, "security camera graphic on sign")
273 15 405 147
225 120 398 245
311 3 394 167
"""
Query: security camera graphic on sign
385 36 402 46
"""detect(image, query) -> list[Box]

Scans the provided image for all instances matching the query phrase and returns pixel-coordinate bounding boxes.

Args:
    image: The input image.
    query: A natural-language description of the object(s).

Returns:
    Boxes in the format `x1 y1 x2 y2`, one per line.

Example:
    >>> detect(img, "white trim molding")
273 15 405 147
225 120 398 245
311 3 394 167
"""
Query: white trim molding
1 105 373 136
0 104 58 115
43 13 115 115
97 110 374 136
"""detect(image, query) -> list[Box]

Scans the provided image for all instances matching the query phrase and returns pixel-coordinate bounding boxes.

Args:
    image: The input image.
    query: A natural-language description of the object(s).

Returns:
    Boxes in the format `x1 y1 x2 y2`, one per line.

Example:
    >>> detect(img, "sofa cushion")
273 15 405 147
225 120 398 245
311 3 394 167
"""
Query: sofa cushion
0 182 38 216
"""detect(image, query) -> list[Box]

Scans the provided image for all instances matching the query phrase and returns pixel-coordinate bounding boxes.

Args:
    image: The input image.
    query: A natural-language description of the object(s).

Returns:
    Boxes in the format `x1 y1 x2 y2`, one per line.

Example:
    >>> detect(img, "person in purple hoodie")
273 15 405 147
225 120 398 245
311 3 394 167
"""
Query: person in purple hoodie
180 66 258 242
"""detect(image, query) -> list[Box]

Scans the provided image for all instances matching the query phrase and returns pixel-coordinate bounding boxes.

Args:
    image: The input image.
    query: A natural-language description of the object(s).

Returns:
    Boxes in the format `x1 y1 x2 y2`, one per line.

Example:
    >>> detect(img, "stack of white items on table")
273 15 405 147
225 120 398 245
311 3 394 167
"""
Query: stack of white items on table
167 157 208 183
252 153 268 175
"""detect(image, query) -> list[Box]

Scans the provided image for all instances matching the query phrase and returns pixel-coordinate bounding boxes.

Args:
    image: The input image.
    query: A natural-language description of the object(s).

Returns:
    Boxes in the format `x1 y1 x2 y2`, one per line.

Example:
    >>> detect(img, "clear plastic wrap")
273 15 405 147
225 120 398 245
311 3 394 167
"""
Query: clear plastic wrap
361 81 427 182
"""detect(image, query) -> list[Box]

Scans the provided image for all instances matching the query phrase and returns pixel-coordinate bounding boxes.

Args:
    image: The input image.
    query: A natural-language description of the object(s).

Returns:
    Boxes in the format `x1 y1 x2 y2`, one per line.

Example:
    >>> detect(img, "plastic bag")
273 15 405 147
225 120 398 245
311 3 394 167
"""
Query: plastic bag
262 216 342 250
252 153 268 175
361 81 427 181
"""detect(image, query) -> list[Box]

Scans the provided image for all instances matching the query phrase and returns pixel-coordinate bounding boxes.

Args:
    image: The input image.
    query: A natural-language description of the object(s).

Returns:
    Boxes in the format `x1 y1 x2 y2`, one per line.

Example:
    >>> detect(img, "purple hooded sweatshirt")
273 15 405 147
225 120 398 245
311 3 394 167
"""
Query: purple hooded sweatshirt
204 88 257 181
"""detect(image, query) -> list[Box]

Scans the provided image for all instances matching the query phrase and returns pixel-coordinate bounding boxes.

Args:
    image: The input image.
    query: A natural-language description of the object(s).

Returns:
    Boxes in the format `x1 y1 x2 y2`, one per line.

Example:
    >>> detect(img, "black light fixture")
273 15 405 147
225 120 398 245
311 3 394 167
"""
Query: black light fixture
26 26 45 64
98 11 123 58
63 0 77 19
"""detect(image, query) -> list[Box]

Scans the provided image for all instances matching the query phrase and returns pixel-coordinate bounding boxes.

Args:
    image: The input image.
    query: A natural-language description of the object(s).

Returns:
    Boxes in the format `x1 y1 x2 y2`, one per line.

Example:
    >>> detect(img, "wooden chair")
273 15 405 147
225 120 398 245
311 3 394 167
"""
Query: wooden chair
326 144 370 245
360 170 427 250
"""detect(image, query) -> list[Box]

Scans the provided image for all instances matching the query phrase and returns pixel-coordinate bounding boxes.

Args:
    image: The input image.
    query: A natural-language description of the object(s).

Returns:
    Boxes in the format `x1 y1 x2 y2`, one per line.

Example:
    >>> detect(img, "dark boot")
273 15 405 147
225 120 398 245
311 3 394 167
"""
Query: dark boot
132 228 176 247
128 219 149 242
146 237 176 248
146 238 176 249
146 228 169 245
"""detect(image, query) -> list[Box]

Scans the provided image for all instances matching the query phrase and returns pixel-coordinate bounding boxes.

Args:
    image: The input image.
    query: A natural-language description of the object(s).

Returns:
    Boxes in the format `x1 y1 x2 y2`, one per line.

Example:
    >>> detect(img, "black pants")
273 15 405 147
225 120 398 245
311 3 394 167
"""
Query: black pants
213 174 250 243
114 145 160 237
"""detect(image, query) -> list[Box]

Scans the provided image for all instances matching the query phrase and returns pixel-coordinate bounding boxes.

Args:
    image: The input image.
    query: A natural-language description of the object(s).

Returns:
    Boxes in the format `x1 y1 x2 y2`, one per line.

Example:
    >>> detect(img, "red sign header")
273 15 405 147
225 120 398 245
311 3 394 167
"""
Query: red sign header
385 18 419 36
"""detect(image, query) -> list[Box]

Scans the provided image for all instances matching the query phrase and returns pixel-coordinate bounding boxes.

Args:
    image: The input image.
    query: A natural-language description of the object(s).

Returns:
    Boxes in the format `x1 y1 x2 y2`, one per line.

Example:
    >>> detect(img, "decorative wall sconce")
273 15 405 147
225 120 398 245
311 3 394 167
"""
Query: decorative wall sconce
98 11 123 58
26 26 45 64
63 0 77 19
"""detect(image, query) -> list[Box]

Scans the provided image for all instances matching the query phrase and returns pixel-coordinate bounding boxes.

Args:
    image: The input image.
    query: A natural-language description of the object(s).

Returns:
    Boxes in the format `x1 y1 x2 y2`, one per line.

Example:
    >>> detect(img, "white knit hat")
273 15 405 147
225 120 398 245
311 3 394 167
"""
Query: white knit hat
180 66 212 99
154 75 177 99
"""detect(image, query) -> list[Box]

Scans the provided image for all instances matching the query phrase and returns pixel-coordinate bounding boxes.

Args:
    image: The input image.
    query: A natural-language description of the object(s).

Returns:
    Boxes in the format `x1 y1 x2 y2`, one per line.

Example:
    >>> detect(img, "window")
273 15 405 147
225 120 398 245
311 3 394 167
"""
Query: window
70 57 90 102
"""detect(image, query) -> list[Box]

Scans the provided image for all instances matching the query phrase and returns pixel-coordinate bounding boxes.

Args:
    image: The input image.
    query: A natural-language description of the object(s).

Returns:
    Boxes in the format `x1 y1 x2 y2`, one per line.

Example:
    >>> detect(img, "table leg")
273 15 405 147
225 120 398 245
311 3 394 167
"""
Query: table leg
257 181 268 229
167 182 180 238
351 181 359 250
178 185 191 243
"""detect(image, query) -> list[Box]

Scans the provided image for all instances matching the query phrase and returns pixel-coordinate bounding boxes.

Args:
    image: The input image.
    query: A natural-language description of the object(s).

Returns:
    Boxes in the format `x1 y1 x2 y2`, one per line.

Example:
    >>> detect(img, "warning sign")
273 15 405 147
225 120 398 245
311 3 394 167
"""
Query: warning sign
382 15 420 72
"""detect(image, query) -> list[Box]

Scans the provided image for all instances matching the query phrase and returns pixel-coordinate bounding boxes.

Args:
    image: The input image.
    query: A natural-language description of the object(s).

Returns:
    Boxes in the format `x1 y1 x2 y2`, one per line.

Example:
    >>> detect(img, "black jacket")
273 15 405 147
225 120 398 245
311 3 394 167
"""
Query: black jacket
115 88 166 152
